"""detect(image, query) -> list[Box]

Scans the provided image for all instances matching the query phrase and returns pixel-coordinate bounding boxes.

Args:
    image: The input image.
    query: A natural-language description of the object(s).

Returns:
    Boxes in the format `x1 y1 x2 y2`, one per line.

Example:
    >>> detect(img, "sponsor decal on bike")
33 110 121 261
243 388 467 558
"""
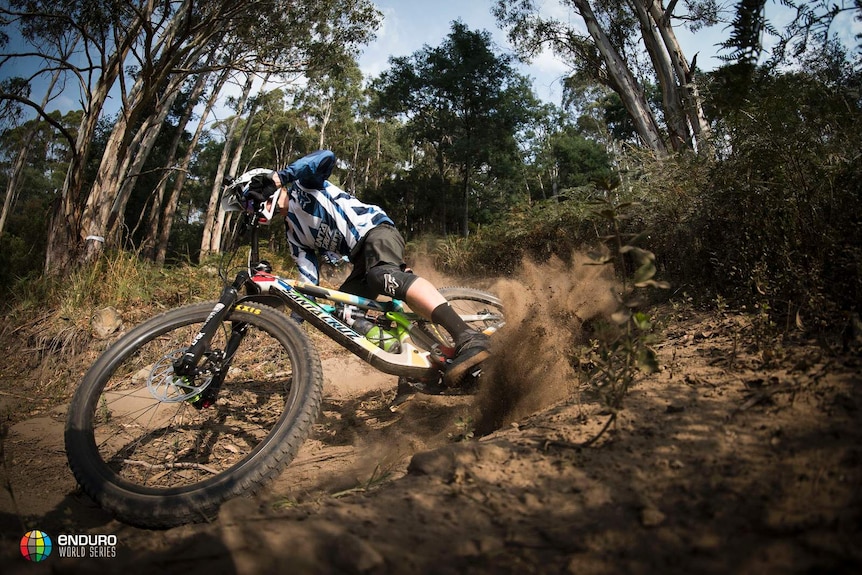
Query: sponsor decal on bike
20 530 118 561
234 304 262 315
283 287 363 340
271 279 436 369
188 303 225 349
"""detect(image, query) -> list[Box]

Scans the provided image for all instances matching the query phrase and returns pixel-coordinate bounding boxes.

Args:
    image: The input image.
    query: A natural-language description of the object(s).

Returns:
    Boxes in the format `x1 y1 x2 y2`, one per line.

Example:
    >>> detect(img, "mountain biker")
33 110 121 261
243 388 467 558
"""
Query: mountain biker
247 149 489 385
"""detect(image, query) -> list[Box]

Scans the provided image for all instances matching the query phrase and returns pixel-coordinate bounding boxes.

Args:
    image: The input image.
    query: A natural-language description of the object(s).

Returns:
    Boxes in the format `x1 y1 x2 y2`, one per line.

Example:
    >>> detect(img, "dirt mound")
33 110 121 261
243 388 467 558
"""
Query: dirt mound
1 256 861 574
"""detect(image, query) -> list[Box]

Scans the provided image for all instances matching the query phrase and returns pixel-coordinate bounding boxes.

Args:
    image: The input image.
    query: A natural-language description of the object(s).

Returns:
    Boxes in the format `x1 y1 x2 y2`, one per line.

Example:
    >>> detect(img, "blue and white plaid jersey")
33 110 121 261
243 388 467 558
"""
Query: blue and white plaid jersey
285 181 393 285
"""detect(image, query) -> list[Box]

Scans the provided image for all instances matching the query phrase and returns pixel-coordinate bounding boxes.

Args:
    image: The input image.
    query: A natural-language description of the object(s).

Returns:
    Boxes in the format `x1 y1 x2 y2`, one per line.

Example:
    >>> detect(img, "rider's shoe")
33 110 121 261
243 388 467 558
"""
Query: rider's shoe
444 330 491 386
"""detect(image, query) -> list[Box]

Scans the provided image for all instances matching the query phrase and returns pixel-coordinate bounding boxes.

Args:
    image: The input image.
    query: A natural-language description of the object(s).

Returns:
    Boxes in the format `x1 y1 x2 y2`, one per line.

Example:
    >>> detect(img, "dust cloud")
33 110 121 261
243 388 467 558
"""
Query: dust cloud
407 250 621 435
474 254 620 434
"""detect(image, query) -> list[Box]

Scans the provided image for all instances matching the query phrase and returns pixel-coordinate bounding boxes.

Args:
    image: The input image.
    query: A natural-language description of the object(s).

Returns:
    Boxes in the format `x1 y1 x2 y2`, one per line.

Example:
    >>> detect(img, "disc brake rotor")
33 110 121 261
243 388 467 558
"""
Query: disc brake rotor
147 349 215 402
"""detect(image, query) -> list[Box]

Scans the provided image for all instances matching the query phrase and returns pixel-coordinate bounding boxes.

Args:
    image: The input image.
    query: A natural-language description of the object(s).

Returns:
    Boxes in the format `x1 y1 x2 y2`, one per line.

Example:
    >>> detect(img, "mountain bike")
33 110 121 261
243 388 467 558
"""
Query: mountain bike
64 172 505 529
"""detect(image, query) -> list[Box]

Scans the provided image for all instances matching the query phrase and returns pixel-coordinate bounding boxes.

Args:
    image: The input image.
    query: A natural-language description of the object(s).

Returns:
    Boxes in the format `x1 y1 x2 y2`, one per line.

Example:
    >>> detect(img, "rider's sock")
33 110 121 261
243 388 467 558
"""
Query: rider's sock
431 302 473 348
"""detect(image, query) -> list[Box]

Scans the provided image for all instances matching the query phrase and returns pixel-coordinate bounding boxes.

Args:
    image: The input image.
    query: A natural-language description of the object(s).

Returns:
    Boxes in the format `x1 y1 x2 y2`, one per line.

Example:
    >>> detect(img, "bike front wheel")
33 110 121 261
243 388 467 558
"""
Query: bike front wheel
65 301 323 528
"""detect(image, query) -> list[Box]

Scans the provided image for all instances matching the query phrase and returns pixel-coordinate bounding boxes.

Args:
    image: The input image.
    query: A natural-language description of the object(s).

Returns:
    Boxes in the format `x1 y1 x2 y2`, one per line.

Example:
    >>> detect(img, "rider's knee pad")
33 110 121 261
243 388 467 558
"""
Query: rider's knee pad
366 264 417 300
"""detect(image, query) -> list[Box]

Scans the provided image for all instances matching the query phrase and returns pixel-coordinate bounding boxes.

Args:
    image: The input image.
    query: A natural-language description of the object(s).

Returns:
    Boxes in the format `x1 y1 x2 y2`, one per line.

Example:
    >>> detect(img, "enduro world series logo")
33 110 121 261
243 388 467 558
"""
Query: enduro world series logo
19 530 118 561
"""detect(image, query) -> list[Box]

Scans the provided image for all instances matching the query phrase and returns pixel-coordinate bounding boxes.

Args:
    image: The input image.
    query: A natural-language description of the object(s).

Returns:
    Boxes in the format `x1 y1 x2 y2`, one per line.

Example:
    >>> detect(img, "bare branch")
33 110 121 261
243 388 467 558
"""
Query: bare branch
0 92 78 157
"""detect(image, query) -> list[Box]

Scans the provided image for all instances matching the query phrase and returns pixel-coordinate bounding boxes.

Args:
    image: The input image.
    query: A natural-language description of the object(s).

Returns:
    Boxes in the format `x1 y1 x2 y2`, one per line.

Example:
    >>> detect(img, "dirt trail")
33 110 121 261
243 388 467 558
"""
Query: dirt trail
1 257 860 574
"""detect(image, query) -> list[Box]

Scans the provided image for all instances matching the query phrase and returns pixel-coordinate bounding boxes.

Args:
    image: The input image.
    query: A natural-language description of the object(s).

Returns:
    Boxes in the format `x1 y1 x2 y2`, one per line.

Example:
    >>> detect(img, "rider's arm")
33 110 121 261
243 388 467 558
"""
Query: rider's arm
272 169 288 191
274 150 336 191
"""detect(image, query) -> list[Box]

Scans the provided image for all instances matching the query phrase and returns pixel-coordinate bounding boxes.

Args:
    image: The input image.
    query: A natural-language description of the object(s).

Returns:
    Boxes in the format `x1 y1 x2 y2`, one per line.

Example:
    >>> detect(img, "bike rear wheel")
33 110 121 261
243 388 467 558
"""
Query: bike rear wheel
410 287 505 350
65 301 323 528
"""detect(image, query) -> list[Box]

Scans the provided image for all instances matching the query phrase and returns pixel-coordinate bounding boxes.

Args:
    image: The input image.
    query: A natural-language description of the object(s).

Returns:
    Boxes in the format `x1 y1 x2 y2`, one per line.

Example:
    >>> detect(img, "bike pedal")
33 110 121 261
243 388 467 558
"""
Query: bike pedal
389 392 415 412
430 343 455 366
397 376 447 396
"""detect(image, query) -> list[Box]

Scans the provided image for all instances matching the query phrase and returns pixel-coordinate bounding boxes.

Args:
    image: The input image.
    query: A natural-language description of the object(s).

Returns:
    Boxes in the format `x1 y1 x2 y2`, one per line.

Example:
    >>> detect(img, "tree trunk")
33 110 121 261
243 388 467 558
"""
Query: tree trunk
44 19 142 275
201 72 254 256
434 144 448 235
217 77 265 251
78 68 150 261
107 87 181 244
1 46 71 238
348 139 360 194
229 73 269 179
78 0 199 264
461 168 471 237
374 122 382 189
573 0 667 155
630 0 688 151
155 67 231 266
319 99 332 149
646 0 714 154
143 69 212 260
0 137 30 239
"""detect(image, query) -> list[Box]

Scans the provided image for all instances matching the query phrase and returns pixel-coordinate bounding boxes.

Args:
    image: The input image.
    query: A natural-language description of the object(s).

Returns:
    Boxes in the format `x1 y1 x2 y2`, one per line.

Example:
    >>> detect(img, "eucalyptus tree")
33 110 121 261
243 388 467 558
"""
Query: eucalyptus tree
291 58 407 198
2 0 381 274
0 108 80 285
85 0 379 264
2 0 154 273
493 0 715 155
293 60 365 152
194 71 251 256
141 66 216 264
373 21 537 236
242 88 318 171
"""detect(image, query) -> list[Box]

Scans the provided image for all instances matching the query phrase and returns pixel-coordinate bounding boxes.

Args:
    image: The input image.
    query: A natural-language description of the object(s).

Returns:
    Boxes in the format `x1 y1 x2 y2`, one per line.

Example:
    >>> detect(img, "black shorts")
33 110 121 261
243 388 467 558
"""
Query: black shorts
340 224 416 299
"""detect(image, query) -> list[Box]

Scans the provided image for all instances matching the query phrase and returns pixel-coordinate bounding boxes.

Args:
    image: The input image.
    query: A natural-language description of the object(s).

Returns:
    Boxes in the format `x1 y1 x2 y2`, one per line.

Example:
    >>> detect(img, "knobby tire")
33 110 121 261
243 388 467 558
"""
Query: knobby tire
64 302 323 528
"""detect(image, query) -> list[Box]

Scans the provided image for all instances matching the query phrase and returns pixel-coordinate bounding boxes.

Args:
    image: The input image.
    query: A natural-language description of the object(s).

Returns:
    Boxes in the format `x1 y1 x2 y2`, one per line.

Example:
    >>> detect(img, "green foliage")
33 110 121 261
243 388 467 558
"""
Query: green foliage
371 20 537 236
0 230 45 291
703 62 860 325
718 0 768 66
548 124 616 190
435 190 597 276
438 43 859 344
448 416 476 442
597 51 861 336
577 199 667 442
6 248 213 320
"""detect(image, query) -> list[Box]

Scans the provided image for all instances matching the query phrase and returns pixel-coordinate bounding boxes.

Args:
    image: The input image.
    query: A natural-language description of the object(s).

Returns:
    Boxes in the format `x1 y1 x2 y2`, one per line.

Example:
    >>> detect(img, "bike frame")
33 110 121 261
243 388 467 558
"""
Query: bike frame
240 272 445 380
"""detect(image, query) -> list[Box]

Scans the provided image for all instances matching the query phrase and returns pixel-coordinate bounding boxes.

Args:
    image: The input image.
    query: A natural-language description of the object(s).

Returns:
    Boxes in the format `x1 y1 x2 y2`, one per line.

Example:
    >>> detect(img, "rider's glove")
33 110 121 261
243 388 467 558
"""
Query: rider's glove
245 172 277 203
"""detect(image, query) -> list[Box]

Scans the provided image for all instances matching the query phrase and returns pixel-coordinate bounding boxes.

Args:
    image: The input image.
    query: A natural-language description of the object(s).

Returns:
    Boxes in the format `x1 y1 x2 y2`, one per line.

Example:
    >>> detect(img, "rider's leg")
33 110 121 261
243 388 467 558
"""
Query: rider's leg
359 225 490 383
403 278 476 344
367 265 490 377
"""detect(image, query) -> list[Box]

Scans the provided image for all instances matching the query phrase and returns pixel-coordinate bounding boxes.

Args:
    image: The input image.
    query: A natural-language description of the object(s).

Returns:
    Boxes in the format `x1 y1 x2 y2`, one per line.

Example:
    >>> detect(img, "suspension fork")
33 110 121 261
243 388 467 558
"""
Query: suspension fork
173 271 250 377
190 320 249 409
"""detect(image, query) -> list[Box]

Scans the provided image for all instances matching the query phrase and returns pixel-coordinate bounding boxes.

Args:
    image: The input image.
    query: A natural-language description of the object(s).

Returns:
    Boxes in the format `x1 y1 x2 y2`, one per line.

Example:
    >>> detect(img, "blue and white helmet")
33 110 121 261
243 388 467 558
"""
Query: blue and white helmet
220 167 282 224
